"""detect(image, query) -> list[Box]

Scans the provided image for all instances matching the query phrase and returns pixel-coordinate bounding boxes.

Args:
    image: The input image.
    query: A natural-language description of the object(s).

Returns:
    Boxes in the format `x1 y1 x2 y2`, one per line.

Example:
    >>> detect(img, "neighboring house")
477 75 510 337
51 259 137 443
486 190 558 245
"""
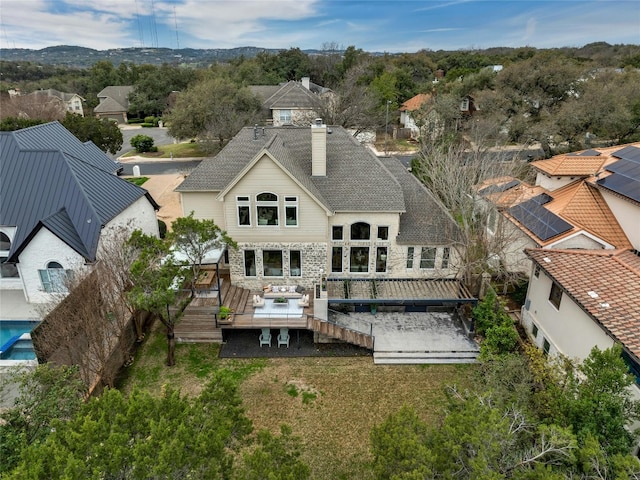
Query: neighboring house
250 77 330 127
176 121 461 293
521 247 640 386
480 143 639 276
29 89 85 116
399 93 476 139
94 85 134 124
0 121 159 305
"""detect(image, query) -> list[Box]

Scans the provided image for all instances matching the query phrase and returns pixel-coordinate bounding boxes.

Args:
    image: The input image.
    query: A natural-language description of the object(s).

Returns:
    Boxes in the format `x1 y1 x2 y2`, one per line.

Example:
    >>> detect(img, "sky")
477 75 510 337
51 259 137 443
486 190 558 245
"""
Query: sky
1 0 639 53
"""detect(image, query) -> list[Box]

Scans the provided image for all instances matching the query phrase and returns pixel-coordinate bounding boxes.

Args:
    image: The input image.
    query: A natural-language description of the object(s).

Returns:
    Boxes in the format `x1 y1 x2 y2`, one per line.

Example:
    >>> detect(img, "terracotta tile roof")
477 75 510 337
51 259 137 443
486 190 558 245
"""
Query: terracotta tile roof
532 141 640 177
526 248 640 358
478 176 544 209
399 93 432 112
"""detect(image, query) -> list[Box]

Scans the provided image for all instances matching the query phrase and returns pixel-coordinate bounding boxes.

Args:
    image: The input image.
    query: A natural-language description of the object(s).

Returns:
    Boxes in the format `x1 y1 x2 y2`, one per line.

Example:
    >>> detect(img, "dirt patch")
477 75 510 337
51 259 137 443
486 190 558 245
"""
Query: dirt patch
131 174 185 229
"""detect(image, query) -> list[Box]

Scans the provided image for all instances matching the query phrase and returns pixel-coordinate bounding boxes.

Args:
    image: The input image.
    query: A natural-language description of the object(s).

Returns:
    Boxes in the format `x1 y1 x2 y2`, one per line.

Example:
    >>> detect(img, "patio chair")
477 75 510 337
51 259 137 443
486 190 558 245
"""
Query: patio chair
253 294 265 307
277 328 290 348
259 328 272 347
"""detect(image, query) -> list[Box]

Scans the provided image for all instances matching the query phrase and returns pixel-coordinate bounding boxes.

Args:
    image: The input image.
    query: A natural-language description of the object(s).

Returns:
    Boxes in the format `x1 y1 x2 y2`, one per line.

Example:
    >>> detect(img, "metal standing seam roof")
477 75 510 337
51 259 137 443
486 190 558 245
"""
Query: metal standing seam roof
177 125 406 213
0 123 158 263
526 248 640 360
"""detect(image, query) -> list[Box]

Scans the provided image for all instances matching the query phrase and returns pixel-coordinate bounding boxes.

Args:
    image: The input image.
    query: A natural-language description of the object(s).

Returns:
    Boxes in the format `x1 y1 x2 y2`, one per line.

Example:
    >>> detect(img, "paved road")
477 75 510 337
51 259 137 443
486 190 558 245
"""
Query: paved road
120 159 202 176
109 126 175 160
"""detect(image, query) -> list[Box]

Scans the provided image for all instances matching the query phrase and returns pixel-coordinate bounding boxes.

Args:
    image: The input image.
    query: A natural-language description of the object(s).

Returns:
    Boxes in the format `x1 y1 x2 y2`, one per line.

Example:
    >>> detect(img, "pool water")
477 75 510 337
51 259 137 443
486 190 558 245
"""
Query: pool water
0 320 39 361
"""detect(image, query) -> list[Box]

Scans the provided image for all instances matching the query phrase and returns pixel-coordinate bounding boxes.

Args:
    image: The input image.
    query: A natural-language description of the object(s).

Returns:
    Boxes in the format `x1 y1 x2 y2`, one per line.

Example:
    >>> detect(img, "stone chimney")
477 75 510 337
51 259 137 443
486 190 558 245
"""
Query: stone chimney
301 77 310 90
311 118 326 177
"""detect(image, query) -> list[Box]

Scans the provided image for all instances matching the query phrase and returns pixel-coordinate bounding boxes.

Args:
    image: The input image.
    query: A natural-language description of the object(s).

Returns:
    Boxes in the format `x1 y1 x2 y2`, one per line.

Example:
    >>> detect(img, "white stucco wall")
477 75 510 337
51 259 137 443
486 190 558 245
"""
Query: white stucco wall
535 173 578 191
521 269 615 360
599 189 640 250
0 226 21 291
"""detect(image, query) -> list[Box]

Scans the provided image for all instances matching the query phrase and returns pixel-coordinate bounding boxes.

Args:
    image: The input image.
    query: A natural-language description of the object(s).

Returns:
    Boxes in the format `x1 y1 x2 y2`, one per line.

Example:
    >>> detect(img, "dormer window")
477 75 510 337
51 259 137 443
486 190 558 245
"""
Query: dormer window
256 192 278 226
279 109 292 124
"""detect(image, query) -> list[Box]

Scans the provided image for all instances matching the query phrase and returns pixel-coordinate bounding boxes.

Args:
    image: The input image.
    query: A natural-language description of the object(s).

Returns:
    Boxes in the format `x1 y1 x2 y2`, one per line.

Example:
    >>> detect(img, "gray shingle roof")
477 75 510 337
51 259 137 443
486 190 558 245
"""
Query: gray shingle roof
262 81 319 109
0 122 158 262
382 158 461 245
96 85 133 112
177 125 406 213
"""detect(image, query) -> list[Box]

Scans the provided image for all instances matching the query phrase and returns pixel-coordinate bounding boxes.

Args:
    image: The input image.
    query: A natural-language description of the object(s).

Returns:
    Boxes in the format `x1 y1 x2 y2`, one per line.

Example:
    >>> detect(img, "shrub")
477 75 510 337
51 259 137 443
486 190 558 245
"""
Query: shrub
481 323 519 356
130 134 155 153
127 118 144 124
144 116 158 125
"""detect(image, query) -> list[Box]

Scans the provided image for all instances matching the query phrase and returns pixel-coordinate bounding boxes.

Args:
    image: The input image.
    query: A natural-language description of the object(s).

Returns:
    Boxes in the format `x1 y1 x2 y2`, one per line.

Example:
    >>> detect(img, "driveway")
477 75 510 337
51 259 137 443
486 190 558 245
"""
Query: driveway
110 126 176 159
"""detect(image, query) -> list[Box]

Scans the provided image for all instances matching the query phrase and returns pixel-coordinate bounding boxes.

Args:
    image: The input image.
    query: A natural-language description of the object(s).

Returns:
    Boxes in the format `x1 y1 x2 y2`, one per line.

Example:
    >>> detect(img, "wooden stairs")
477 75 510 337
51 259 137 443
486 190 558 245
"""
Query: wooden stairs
306 317 374 350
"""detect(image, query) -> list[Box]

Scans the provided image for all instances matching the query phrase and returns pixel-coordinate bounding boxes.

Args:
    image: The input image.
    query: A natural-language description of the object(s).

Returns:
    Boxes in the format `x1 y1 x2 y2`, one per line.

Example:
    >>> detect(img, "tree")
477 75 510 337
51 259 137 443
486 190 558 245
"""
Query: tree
166 76 262 152
0 93 66 122
168 212 236 294
60 111 123 154
126 230 188 366
130 133 156 153
0 117 45 131
0 364 85 475
7 371 253 479
128 64 196 117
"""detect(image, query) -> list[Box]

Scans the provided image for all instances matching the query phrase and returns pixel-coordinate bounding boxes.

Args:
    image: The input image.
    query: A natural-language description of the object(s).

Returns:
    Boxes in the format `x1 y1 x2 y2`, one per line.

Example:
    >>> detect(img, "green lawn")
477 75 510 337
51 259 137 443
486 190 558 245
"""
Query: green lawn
118 323 478 480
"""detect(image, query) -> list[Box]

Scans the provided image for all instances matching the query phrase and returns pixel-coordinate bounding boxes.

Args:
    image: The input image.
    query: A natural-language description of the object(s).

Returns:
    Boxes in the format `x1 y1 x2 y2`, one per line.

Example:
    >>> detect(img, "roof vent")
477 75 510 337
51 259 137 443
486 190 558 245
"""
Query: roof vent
599 302 610 308
542 257 551 263
587 291 599 298
315 118 322 126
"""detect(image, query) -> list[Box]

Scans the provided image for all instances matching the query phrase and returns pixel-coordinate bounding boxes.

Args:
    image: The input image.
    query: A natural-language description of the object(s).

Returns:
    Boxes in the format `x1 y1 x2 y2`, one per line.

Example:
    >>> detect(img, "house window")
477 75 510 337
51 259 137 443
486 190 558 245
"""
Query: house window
376 247 387 272
285 196 298 226
244 250 256 277
549 282 562 310
487 209 497 234
290 250 301 277
332 226 343 240
543 338 550 356
377 226 389 240
534 266 540 278
256 192 278 226
420 247 436 269
350 247 369 273
406 247 414 269
0 232 18 278
441 247 450 269
350 222 370 240
332 247 342 273
237 196 251 226
263 250 283 277
460 97 470 111
531 324 538 338
279 109 292 124
38 261 70 293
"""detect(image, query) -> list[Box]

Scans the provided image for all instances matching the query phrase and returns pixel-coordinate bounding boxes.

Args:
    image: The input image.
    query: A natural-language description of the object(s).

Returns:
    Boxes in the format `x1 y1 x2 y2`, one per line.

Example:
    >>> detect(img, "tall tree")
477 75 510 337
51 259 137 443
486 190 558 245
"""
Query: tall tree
126 230 186 367
168 212 236 295
166 76 261 151
61 112 123 154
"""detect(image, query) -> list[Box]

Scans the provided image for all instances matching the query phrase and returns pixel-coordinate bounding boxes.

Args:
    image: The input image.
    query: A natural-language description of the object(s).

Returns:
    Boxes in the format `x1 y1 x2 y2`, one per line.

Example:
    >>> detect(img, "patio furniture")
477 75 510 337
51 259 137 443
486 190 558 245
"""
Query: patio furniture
252 294 265 307
297 294 309 307
259 328 272 347
277 328 290 348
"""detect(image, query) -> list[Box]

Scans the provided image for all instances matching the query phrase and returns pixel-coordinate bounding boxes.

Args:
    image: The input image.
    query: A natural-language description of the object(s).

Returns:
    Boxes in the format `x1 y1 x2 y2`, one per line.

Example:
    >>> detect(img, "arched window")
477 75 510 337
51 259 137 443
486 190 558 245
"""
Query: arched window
256 192 279 226
350 222 370 240
39 261 69 293
0 232 18 278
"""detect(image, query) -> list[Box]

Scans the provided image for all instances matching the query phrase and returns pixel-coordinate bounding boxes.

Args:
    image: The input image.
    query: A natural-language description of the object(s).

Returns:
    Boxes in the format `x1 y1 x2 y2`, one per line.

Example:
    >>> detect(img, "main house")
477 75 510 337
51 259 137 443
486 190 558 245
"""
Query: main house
94 86 134 124
0 121 159 307
176 121 462 295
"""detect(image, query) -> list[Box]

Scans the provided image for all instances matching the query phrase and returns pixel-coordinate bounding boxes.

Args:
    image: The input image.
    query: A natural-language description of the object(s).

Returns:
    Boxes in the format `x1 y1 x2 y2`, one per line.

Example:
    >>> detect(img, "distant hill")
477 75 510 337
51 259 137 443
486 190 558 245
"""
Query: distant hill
0 45 327 68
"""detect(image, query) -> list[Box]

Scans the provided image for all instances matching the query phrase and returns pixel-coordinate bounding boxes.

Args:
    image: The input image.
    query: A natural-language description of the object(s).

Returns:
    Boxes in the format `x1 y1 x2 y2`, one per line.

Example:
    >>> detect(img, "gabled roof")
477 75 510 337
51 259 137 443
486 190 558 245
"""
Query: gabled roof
177 125 406 213
501 180 630 248
0 122 158 263
96 85 133 112
526 248 640 359
400 93 432 112
28 89 84 102
261 81 320 109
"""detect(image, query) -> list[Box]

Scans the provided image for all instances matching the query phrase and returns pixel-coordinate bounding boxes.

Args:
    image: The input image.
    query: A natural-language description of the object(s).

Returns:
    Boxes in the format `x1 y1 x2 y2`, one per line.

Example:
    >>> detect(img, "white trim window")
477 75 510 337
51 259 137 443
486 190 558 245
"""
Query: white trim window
244 250 256 277
441 247 450 269
39 261 71 293
256 192 279 226
406 247 414 269
279 109 292 124
350 247 369 273
350 222 370 241
237 196 251 226
285 196 298 226
263 250 283 277
420 247 436 269
377 226 389 240
290 250 301 277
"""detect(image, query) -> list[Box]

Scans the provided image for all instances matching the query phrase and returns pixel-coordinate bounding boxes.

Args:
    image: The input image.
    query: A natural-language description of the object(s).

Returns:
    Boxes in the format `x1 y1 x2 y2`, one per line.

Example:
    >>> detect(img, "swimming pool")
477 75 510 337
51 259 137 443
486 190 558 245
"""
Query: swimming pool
0 320 39 361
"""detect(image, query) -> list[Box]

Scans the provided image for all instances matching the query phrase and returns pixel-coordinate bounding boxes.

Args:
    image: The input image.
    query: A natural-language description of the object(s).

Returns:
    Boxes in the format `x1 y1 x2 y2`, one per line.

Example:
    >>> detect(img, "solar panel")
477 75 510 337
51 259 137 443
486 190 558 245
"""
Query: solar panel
568 149 601 157
479 179 520 196
531 193 553 205
606 158 640 176
597 175 640 203
509 198 573 241
611 145 640 163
